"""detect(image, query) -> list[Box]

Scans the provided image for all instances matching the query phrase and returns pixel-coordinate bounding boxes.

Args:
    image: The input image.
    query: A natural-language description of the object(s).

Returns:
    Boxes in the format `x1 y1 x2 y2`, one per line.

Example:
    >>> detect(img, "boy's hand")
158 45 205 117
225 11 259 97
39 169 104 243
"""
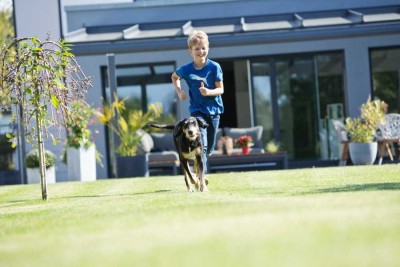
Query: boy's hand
178 90 187 100
199 82 208 96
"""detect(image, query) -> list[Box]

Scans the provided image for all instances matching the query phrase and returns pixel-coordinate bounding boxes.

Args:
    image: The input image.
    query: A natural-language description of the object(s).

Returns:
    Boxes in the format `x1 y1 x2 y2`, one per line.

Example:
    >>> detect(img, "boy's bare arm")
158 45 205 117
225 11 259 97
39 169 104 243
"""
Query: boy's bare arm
199 81 224 96
172 72 187 100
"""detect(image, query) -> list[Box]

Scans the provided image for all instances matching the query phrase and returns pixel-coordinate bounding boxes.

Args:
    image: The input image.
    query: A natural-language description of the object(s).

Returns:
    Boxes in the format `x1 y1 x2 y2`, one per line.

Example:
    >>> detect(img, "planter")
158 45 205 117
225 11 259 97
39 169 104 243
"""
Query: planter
67 145 96 182
27 166 56 184
349 142 378 165
116 154 149 178
241 146 250 155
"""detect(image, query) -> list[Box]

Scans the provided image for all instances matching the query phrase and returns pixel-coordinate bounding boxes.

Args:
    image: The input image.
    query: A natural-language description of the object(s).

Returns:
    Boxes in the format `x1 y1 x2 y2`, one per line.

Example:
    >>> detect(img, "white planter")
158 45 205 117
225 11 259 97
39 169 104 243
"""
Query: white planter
27 166 56 184
349 142 378 165
67 145 96 182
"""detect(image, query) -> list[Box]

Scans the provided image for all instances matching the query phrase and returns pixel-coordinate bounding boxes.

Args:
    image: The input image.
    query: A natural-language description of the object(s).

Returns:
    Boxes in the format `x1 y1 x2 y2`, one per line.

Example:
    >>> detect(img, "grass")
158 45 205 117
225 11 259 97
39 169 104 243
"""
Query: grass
0 165 399 267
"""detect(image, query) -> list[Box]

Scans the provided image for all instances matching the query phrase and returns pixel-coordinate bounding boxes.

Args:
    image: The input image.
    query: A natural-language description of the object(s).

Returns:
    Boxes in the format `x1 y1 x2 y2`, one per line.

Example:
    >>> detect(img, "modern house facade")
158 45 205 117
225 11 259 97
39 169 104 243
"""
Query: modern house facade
1 0 400 183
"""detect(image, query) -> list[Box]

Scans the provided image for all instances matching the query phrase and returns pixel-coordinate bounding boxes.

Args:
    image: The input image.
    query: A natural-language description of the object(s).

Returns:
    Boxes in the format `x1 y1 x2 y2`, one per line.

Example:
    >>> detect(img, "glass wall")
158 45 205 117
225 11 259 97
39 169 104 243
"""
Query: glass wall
251 62 274 142
103 63 177 124
102 62 177 177
371 47 400 113
251 52 345 161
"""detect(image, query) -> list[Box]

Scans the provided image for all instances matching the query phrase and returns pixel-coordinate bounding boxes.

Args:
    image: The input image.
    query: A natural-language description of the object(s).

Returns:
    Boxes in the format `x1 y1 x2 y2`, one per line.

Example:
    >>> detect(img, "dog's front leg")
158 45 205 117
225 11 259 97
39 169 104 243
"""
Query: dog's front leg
181 159 195 192
195 156 208 192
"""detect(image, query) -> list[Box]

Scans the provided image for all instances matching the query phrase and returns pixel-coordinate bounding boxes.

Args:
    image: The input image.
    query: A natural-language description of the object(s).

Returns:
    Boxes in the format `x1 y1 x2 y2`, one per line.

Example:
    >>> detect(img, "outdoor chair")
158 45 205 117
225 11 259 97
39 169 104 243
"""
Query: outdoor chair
332 120 349 166
333 115 400 166
375 113 400 164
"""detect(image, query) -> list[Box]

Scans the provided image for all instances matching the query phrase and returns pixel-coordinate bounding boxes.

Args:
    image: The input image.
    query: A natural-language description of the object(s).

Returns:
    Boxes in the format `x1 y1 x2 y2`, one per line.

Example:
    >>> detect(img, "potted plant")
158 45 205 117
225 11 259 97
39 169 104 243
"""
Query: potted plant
235 135 254 154
64 101 99 182
345 98 387 165
25 149 56 184
95 94 162 178
265 140 280 153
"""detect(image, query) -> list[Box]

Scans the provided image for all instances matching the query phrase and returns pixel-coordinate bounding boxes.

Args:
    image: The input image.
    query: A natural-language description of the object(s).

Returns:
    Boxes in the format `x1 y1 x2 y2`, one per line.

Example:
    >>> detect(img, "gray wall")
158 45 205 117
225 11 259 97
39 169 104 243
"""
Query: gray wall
14 0 61 39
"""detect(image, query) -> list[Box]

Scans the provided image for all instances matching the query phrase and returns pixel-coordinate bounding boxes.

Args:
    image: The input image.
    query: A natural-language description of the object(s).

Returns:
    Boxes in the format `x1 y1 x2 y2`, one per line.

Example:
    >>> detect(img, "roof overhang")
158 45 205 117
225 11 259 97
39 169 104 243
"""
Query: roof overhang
65 5 400 56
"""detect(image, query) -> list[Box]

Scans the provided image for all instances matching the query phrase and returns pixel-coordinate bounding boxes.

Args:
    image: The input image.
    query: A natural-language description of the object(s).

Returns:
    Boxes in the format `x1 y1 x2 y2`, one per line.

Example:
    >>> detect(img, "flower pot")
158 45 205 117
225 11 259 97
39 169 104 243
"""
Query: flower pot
116 154 149 178
349 142 378 165
27 166 56 184
67 145 96 182
241 146 250 155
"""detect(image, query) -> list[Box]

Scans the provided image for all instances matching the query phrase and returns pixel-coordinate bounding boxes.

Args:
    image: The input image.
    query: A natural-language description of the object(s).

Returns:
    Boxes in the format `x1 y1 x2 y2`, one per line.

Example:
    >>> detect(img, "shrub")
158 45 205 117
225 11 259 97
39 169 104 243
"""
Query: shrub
25 149 56 169
345 98 387 143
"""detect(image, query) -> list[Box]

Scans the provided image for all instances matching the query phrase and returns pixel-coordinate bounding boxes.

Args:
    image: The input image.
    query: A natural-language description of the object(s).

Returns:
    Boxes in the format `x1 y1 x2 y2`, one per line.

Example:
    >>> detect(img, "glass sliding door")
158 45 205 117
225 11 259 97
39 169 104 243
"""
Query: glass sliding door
102 62 177 177
371 47 400 113
104 63 176 120
251 52 345 161
275 56 317 159
315 54 345 160
250 61 274 144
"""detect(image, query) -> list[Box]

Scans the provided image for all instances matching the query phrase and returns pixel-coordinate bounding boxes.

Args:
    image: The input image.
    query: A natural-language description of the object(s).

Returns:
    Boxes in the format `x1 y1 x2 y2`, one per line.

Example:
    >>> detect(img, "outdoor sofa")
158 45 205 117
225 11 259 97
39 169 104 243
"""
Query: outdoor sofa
137 126 265 175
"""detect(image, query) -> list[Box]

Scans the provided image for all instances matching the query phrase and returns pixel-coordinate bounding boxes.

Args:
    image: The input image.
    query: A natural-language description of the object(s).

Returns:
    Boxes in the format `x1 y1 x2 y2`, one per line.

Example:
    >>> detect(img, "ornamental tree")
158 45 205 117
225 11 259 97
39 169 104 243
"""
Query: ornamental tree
0 36 92 200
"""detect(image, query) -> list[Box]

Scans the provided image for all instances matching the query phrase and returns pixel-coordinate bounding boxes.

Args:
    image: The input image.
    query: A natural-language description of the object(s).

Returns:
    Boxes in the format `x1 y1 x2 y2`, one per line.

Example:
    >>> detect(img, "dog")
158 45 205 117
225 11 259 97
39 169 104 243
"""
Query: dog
150 117 209 192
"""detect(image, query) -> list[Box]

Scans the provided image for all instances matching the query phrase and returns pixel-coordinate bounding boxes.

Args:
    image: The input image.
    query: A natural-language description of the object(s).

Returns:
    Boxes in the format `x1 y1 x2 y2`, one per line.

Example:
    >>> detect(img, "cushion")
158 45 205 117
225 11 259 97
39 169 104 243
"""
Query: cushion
224 126 263 148
148 151 179 162
136 130 154 154
150 133 176 152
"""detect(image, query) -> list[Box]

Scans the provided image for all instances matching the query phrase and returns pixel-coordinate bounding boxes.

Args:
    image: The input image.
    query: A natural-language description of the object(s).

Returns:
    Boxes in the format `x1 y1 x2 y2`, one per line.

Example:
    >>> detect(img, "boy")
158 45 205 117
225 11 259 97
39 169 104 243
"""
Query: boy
172 30 224 172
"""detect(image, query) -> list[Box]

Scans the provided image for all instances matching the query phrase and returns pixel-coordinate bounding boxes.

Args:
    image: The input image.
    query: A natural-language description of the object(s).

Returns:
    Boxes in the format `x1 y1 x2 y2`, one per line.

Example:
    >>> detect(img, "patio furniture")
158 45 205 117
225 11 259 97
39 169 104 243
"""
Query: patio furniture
376 113 400 164
144 125 269 175
214 126 265 155
333 114 400 166
332 120 349 166
208 151 288 172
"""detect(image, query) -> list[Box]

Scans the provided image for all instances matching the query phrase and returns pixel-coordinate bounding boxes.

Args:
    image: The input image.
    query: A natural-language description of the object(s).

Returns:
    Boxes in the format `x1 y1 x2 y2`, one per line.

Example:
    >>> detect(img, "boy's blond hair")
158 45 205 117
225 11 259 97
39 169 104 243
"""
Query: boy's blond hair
187 30 209 49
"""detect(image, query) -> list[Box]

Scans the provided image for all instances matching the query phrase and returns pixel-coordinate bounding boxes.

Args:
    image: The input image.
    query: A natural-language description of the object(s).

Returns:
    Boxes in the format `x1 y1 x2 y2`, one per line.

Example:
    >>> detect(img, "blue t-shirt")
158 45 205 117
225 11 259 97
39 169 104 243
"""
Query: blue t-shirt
175 59 224 115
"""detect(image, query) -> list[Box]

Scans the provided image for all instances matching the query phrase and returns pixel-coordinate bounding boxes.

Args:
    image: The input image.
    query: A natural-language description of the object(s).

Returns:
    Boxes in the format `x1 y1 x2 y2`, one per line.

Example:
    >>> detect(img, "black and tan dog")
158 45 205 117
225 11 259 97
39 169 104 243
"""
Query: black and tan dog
150 117 209 192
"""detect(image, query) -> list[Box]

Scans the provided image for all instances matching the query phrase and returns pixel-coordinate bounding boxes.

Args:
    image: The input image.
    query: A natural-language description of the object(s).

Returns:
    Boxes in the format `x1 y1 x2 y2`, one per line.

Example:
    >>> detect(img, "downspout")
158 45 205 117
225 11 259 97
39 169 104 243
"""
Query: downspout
12 0 27 184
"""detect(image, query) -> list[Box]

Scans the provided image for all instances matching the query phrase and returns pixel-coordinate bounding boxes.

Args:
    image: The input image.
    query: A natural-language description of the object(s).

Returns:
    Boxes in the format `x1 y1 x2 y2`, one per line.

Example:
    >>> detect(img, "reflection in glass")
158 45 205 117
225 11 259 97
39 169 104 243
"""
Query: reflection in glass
371 48 400 113
251 52 345 161
251 62 273 145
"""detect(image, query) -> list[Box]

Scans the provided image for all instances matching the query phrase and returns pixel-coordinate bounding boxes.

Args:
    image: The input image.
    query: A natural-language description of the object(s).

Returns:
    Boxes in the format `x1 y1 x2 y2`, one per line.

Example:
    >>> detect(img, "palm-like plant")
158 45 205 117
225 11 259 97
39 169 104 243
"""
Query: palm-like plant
96 94 162 157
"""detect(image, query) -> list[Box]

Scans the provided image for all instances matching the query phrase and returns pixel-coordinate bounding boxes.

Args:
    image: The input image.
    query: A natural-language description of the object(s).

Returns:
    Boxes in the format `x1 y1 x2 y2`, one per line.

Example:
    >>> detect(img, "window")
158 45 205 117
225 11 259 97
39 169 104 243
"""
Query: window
251 52 345 161
103 63 177 123
102 62 177 177
371 47 400 113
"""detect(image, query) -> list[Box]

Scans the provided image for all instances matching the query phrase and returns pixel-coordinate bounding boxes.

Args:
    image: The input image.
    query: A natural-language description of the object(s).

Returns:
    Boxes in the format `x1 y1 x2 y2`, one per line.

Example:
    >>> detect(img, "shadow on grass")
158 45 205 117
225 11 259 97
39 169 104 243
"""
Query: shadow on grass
58 189 173 200
312 182 400 194
1 190 174 204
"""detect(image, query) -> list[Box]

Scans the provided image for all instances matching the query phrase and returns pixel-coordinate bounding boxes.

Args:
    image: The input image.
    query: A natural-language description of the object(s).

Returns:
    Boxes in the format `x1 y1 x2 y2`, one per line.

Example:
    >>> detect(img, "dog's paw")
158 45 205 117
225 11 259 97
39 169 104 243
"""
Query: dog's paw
200 184 209 192
200 187 209 192
205 178 209 185
187 189 195 193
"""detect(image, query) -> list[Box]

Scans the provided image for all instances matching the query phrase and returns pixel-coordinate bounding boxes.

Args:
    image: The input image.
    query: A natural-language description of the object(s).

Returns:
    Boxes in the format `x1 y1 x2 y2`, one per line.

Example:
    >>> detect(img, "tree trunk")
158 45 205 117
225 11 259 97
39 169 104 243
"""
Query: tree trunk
36 111 47 200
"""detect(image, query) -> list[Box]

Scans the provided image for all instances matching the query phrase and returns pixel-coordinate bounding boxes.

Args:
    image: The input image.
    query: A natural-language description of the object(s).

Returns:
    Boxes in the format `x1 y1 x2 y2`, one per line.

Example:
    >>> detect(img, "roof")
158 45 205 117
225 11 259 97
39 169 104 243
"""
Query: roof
65 5 400 55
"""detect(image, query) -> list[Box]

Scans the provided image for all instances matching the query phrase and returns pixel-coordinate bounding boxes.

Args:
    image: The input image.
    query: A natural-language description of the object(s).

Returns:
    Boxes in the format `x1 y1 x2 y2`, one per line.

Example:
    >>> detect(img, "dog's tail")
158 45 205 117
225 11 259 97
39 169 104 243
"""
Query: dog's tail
149 123 175 130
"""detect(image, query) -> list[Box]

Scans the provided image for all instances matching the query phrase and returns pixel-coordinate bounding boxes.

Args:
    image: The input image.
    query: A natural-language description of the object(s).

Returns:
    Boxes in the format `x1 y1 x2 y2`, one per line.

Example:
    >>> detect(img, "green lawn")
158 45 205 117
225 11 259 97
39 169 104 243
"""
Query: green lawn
1 165 399 267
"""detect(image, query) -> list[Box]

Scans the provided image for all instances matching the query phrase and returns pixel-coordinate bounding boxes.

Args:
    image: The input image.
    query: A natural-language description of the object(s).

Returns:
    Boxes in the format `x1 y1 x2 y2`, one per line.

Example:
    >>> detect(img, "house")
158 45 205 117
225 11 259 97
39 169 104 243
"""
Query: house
1 0 400 183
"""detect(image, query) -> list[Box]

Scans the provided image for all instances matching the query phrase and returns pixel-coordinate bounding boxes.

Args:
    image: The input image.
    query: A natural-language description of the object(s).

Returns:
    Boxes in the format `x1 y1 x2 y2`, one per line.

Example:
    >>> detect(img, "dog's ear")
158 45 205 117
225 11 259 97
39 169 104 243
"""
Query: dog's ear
173 119 185 137
196 118 209 129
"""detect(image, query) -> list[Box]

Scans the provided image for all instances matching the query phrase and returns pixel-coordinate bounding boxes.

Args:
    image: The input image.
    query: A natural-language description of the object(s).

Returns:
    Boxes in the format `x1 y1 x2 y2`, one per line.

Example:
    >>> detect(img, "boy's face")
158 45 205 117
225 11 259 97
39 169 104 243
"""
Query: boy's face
189 40 209 62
